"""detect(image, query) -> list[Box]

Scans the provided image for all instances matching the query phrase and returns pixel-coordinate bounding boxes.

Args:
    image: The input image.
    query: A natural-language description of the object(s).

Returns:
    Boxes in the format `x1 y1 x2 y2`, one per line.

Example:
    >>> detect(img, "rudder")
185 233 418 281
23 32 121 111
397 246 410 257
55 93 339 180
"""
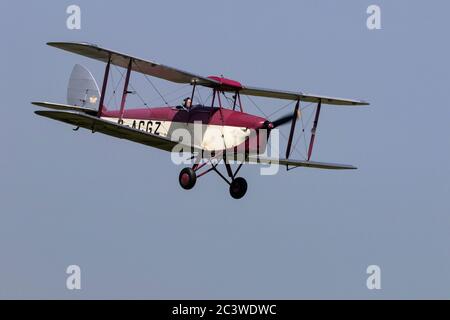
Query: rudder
67 64 100 110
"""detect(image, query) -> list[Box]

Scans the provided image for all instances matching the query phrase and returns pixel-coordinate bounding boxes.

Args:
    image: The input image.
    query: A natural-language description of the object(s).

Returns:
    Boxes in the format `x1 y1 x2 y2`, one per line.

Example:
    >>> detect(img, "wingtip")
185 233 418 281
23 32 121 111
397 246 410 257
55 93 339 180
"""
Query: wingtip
353 100 370 106
46 41 63 48
47 41 98 48
34 110 46 116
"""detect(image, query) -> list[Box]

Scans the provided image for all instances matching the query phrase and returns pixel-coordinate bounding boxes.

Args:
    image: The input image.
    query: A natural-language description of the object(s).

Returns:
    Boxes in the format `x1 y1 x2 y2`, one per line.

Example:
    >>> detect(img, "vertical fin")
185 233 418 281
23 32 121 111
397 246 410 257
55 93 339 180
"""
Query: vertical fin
67 64 100 110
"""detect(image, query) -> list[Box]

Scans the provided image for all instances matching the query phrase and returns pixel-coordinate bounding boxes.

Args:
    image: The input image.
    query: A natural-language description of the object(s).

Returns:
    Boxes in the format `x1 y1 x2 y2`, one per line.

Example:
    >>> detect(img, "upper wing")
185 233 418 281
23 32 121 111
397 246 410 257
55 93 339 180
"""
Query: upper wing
35 110 180 152
47 41 368 105
247 156 357 170
239 86 369 106
47 42 219 86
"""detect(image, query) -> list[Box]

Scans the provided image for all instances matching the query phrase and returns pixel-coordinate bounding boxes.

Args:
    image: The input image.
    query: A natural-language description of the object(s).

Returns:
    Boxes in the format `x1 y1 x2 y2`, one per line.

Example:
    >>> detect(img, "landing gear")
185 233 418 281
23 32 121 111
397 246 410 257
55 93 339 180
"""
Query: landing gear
178 157 248 199
229 177 248 199
179 167 196 190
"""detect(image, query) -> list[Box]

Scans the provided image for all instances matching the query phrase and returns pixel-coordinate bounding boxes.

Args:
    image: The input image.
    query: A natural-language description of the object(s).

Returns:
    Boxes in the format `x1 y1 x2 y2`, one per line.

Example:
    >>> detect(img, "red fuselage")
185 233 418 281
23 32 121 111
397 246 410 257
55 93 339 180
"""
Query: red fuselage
101 105 271 154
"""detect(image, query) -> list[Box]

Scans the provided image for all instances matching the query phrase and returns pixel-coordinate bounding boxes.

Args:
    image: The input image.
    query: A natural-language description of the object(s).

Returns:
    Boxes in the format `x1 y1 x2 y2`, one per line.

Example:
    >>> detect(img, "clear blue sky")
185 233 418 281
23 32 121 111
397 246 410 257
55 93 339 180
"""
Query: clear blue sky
1 0 450 299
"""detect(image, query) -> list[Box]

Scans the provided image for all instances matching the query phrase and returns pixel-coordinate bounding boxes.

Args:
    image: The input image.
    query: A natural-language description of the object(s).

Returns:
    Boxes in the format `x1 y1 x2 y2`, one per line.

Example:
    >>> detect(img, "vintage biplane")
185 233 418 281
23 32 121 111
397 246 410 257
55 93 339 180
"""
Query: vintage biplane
32 42 369 199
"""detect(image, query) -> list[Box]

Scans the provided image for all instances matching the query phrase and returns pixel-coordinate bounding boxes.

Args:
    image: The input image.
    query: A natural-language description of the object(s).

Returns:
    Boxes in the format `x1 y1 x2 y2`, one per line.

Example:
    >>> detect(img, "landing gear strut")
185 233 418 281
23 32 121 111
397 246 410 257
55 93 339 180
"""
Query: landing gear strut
178 157 248 199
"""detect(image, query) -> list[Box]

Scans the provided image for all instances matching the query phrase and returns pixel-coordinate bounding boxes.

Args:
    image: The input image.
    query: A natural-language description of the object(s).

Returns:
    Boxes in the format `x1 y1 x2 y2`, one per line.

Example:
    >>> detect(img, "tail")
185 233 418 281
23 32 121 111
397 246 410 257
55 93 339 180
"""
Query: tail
67 64 102 111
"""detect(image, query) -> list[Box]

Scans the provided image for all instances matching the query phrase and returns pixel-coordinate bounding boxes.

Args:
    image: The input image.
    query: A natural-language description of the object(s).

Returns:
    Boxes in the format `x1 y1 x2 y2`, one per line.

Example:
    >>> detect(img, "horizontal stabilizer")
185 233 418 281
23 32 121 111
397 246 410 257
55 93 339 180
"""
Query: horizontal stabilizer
248 156 357 170
31 101 97 114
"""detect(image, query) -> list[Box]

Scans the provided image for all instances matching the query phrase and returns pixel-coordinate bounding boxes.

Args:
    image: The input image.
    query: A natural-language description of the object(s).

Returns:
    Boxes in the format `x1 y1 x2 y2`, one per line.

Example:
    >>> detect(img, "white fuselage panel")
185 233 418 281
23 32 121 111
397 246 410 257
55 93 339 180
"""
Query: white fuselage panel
101 117 253 151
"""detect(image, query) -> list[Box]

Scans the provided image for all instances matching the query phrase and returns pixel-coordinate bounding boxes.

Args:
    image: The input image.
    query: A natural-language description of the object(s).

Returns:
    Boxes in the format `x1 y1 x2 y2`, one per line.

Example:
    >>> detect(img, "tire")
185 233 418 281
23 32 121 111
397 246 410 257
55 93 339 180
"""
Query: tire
179 167 197 190
229 177 248 199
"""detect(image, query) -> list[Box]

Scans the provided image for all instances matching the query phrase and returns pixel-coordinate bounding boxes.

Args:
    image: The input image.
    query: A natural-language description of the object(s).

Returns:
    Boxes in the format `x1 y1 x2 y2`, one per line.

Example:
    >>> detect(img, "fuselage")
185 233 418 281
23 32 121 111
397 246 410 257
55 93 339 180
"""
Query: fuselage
101 105 269 153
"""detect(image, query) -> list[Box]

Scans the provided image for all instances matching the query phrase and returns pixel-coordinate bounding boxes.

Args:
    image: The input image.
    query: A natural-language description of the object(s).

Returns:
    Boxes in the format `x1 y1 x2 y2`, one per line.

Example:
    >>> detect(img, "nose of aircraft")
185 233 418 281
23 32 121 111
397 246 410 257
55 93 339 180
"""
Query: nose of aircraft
261 120 274 130
261 112 297 130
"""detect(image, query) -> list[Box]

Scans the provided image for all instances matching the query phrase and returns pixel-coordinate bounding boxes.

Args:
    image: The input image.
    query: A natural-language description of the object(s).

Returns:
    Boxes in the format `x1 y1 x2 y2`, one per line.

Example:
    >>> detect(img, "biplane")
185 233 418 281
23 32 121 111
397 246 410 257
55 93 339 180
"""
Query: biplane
32 42 369 199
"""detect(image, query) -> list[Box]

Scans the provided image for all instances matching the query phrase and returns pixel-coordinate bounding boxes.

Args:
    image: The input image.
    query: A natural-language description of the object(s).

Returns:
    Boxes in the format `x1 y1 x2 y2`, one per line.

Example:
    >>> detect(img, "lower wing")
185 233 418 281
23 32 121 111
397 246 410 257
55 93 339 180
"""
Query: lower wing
247 156 357 170
34 110 180 152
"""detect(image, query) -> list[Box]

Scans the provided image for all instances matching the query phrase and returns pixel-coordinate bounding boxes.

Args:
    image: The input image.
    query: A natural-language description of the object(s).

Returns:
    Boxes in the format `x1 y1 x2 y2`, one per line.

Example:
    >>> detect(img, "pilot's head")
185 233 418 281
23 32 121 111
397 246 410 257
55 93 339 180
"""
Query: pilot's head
183 97 192 109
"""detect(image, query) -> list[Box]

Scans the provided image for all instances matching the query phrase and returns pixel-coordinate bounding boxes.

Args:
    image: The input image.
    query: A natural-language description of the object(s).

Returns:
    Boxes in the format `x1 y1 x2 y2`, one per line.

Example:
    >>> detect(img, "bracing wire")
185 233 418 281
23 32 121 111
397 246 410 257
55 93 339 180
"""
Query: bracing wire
222 92 235 108
196 88 204 105
103 62 320 161
266 100 296 118
113 64 190 98
134 61 170 106
112 65 150 109
293 105 317 157
245 95 269 118
106 67 125 109
112 65 190 109
244 94 307 160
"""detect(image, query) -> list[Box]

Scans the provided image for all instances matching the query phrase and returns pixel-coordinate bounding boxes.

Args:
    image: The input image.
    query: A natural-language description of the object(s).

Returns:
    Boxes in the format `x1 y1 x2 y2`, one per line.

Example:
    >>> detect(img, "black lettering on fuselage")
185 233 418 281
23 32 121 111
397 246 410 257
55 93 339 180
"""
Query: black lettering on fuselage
154 121 161 135
146 121 153 133
116 119 163 135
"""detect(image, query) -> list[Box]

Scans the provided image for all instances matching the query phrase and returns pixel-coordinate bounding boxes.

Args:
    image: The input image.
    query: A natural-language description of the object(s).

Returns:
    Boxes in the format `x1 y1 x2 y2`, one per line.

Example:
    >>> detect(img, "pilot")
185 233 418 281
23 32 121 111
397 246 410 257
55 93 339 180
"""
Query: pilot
183 97 192 110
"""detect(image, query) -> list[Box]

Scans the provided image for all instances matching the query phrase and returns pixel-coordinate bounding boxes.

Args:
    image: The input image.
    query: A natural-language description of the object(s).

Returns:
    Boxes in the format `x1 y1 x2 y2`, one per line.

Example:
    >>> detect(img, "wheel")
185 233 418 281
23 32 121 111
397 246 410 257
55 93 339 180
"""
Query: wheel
179 167 197 190
229 177 248 199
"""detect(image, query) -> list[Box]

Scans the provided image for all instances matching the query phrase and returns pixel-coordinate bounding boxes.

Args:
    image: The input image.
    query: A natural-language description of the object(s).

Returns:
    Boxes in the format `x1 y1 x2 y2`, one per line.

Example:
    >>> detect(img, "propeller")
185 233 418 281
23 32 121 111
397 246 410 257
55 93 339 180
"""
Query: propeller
262 111 300 129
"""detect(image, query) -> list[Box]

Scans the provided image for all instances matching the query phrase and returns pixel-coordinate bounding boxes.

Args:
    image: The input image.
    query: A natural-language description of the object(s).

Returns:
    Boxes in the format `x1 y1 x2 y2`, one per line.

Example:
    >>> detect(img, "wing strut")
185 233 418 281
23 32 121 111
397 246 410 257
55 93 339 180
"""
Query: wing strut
190 81 197 102
232 92 243 112
307 100 322 161
237 92 243 112
285 99 300 162
97 54 111 117
119 58 133 120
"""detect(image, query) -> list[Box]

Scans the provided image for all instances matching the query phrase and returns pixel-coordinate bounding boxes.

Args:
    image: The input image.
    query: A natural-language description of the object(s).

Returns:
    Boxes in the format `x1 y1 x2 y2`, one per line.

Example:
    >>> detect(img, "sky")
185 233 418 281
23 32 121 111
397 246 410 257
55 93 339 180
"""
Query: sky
1 0 450 299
